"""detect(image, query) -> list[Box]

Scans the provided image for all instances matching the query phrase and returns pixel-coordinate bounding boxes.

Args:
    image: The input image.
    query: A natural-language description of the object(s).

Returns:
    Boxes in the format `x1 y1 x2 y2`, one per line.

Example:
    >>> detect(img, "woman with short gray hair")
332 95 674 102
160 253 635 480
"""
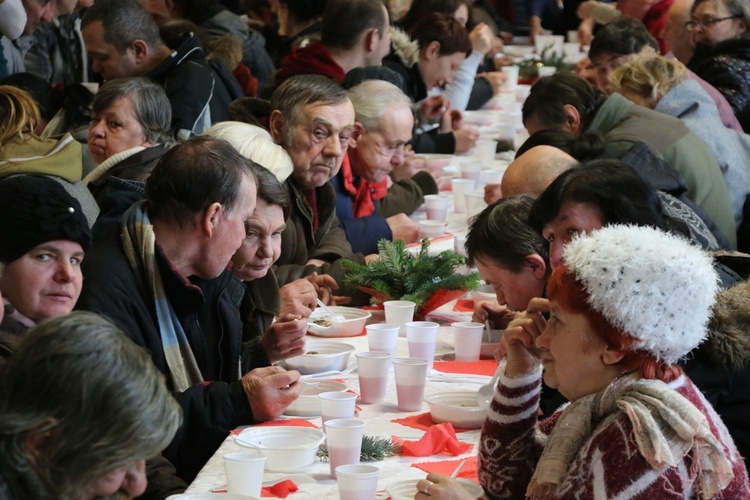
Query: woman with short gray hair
0 311 182 498
83 77 176 218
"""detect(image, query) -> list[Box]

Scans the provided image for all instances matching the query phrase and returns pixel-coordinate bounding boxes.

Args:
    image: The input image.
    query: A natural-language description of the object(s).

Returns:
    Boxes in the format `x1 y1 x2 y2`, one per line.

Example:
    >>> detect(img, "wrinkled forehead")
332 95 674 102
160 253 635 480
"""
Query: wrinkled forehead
296 100 355 130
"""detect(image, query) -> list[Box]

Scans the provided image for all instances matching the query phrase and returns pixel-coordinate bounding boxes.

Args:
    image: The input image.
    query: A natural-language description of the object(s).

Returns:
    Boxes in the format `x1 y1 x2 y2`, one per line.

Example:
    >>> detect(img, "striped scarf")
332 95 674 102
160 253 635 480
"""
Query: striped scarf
527 374 735 499
121 201 203 392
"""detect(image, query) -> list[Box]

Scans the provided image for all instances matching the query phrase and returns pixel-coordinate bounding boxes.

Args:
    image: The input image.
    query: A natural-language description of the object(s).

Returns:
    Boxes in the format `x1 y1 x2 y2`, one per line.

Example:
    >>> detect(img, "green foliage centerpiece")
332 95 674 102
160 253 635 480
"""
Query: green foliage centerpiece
343 239 480 317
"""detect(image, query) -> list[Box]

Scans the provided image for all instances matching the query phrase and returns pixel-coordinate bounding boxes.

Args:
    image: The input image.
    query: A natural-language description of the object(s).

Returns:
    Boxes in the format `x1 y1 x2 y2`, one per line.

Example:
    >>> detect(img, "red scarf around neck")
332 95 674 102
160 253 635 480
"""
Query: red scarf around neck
341 154 388 218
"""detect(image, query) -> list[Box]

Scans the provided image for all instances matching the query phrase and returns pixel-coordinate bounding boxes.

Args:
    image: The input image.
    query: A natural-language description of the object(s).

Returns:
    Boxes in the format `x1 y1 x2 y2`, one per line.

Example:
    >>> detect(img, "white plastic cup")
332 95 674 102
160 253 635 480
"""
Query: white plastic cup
538 66 557 78
501 65 519 89
405 321 439 371
336 464 380 500
495 123 516 143
224 452 266 497
392 357 429 412
325 418 365 477
567 30 579 43
465 191 488 219
356 351 391 404
482 169 504 185
423 194 451 222
452 321 485 361
474 141 497 169
460 159 482 182
419 220 446 239
366 323 400 363
319 391 357 428
452 178 476 213
384 300 416 337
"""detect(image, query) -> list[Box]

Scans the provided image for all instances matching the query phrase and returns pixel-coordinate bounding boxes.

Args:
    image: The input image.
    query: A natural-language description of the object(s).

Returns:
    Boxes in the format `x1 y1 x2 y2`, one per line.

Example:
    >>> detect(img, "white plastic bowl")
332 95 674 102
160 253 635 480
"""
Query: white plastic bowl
284 380 348 417
503 45 535 57
234 427 325 472
167 495 259 500
424 390 488 429
307 306 371 337
284 340 355 374
386 478 483 499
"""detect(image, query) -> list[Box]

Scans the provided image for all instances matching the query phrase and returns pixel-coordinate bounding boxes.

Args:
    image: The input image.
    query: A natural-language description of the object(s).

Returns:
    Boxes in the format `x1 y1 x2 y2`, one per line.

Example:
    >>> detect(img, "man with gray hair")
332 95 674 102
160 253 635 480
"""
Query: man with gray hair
81 0 237 139
331 79 421 255
0 312 183 498
269 74 367 289
77 136 303 481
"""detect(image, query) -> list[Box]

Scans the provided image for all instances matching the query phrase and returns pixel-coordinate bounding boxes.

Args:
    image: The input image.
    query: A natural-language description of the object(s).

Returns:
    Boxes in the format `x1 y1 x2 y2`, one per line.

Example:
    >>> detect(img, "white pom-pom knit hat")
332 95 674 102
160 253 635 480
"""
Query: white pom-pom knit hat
561 225 719 365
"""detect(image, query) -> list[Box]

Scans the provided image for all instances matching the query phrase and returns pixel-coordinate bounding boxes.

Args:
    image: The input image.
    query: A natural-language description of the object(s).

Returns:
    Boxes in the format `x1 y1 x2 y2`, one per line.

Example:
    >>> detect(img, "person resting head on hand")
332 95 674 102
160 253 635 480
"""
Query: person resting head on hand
417 225 749 499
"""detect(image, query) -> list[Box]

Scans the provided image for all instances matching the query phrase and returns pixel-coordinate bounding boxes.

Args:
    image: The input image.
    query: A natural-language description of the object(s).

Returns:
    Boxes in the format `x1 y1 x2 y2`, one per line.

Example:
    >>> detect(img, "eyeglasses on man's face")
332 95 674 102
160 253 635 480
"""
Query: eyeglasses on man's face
686 14 741 30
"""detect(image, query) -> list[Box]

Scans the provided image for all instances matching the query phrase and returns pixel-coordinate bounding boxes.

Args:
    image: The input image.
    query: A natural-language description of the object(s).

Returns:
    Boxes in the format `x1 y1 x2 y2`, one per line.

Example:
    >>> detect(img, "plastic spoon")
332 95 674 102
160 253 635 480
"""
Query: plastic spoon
316 298 345 322
450 459 468 479
476 362 503 408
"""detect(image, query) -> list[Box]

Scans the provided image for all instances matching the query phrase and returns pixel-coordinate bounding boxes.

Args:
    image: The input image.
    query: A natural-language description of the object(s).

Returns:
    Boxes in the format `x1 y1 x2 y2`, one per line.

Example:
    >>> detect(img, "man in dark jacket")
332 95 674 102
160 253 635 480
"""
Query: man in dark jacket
81 0 237 140
76 137 302 482
268 74 367 288
333 79 421 255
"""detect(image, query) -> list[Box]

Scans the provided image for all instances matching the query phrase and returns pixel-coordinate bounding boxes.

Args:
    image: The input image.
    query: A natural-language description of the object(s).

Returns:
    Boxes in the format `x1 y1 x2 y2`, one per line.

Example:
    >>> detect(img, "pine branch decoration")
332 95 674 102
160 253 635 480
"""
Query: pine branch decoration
317 436 402 462
343 239 480 308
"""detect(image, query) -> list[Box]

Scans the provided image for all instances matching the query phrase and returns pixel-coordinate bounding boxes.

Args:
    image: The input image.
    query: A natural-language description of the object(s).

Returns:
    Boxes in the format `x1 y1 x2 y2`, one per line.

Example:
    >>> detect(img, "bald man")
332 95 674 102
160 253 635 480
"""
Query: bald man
484 146 578 203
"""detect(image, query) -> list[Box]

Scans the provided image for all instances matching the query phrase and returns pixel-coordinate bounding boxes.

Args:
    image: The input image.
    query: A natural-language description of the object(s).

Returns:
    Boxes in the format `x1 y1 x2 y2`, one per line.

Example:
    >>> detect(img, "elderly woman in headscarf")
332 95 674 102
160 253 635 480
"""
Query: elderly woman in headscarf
416 225 749 499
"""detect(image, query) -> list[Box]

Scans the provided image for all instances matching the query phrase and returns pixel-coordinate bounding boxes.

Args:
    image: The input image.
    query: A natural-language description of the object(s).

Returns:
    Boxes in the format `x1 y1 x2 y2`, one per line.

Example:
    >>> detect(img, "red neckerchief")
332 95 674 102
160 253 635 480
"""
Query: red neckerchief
341 154 388 218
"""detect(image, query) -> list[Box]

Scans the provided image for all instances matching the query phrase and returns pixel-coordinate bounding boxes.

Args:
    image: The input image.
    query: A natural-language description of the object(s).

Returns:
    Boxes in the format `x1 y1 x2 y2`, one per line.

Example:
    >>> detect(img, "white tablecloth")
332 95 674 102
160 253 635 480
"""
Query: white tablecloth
186 326 494 499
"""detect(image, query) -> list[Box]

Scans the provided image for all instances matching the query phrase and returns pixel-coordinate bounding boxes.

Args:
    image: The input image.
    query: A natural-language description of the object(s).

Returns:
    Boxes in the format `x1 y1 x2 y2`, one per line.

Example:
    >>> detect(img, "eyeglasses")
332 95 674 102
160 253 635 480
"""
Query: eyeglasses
686 14 741 30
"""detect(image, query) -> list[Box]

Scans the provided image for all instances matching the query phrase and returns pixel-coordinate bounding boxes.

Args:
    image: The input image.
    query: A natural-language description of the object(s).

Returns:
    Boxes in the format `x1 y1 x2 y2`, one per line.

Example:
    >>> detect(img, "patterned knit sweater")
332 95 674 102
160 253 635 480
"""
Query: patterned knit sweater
478 366 750 499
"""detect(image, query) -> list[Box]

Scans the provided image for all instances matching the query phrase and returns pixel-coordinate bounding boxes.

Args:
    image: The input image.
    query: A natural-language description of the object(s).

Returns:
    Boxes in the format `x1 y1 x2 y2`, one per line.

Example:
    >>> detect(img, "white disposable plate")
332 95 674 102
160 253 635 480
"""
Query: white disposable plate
425 390 488 429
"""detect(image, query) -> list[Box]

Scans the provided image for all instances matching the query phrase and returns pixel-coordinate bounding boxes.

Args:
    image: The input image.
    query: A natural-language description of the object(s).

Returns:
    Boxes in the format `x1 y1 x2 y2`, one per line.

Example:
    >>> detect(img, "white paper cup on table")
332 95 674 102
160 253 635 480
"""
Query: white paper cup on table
495 123 516 144
501 65 519 89
224 452 266 497
366 323 399 362
405 321 439 371
538 66 557 77
482 169 504 185
567 30 579 43
392 357 429 412
384 300 416 337
474 140 497 169
465 191 488 218
336 464 380 500
452 178 476 213
419 220 446 239
325 418 365 477
423 194 450 222
356 351 391 404
319 391 357 428
460 159 482 182
452 322 485 361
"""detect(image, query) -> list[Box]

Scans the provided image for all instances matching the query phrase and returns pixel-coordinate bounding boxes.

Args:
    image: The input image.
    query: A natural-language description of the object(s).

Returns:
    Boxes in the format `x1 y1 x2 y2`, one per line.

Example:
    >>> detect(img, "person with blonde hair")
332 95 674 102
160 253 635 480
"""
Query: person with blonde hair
203 121 294 183
610 48 750 235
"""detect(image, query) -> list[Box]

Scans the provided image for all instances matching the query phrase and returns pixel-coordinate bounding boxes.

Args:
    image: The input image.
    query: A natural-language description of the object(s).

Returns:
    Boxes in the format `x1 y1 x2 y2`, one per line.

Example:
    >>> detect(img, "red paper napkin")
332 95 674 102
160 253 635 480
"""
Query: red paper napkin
392 423 473 456
453 299 475 312
433 360 497 376
392 412 474 433
262 479 298 498
412 456 479 482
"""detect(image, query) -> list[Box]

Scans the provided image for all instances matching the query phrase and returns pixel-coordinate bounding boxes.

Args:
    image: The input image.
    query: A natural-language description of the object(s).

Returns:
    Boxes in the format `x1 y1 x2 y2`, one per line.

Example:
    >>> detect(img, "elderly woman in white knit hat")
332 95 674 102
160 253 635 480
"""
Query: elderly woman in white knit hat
415 225 750 499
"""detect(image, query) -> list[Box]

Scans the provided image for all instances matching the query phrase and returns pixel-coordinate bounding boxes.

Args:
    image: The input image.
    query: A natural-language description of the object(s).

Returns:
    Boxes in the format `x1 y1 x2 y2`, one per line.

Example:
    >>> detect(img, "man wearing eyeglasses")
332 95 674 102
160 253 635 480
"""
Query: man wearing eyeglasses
687 0 750 131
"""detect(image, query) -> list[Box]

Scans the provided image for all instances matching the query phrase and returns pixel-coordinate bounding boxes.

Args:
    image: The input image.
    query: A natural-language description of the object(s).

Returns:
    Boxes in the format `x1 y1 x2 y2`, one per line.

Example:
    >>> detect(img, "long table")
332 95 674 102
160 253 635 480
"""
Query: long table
186 318 497 499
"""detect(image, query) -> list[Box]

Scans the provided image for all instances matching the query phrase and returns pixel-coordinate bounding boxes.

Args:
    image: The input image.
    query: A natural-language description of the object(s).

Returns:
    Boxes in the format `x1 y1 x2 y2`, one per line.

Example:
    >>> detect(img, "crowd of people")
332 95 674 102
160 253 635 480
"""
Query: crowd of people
1 0 750 497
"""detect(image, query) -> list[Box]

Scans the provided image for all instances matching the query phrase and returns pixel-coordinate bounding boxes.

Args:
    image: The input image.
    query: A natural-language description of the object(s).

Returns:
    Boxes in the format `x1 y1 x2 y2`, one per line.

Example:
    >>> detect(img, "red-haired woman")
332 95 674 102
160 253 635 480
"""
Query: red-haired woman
415 225 749 499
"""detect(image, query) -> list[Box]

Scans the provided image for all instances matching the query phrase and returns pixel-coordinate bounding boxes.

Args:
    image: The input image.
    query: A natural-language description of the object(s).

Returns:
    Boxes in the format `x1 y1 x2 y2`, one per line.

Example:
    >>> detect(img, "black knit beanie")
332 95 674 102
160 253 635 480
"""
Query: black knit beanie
0 175 92 264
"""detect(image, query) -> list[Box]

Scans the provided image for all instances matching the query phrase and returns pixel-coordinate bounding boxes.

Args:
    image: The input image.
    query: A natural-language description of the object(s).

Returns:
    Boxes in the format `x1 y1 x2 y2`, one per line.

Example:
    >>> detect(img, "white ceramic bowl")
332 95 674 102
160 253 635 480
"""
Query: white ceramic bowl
424 390 488 429
283 380 348 417
307 306 371 337
234 427 325 472
386 478 483 499
284 340 355 374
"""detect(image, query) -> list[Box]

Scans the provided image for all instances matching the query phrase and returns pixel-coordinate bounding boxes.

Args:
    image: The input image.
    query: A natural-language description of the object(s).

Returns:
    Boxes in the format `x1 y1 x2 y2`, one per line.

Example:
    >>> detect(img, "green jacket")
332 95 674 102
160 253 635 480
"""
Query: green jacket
589 93 736 247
